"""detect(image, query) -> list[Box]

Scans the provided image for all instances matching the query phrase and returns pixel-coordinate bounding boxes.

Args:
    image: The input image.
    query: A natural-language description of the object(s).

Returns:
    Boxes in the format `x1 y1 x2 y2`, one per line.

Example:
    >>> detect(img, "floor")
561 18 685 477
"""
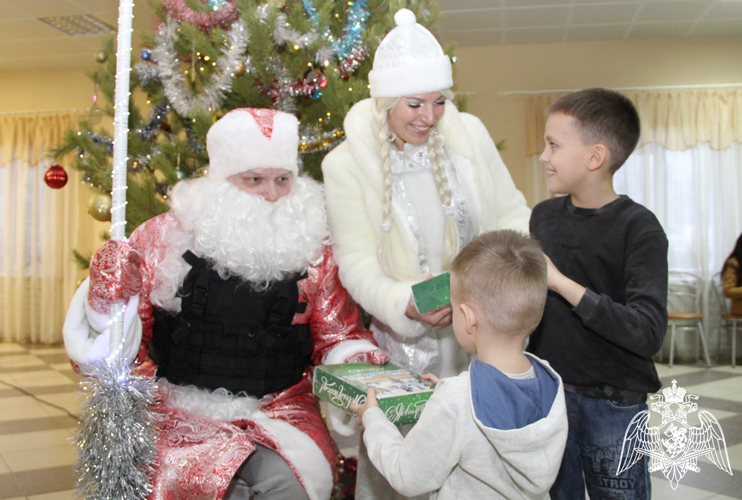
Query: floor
0 342 740 499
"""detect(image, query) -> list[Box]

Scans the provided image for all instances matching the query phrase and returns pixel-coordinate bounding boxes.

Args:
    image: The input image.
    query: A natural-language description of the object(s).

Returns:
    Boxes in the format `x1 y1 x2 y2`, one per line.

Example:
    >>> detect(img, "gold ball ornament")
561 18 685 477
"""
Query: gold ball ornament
95 51 107 63
234 62 247 76
88 192 112 222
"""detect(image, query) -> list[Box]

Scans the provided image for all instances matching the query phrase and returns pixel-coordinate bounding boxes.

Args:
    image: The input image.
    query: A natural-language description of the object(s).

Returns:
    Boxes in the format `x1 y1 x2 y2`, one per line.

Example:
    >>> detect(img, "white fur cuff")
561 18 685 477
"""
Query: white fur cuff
322 339 379 365
63 277 142 366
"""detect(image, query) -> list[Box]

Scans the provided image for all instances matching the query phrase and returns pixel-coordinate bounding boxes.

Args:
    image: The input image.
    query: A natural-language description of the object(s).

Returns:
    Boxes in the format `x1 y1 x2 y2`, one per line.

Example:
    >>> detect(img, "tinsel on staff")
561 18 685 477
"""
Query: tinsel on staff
73 361 159 500
72 0 160 498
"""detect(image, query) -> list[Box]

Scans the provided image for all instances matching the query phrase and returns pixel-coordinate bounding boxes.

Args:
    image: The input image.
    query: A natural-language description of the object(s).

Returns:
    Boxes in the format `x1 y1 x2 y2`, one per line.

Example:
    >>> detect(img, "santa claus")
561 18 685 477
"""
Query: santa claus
63 108 384 500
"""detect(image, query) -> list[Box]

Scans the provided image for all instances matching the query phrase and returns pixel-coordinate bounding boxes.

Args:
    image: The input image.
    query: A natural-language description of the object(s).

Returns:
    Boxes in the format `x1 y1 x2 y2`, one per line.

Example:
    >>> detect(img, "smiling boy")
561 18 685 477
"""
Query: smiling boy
527 88 668 500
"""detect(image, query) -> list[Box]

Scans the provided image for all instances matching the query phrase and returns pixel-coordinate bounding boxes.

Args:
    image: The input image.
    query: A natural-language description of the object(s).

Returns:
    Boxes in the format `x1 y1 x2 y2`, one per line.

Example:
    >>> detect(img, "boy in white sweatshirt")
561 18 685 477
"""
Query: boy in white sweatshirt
351 230 569 499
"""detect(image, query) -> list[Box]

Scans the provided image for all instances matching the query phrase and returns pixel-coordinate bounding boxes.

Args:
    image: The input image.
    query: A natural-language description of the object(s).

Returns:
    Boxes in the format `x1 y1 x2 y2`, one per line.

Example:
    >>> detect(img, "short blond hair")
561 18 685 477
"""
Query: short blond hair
451 230 547 337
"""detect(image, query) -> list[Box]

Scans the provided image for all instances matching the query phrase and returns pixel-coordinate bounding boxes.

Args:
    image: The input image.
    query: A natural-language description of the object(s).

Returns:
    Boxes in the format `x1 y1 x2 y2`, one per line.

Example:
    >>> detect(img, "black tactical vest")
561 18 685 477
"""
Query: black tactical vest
151 251 312 398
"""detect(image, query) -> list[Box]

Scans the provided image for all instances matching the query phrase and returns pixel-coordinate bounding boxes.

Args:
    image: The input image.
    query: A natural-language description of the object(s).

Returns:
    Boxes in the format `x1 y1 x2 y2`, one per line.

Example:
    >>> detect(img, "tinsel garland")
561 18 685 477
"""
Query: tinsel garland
73 359 159 500
300 0 368 68
87 131 114 152
136 103 171 141
256 67 327 105
273 12 318 50
332 0 368 61
135 60 160 86
82 103 170 153
153 18 250 117
338 46 366 79
299 127 344 153
164 0 238 28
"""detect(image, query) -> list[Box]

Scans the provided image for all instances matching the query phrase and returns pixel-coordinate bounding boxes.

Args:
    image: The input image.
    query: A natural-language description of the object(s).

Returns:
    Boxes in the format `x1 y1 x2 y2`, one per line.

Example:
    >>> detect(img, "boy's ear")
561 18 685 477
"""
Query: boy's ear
460 303 478 334
587 143 608 172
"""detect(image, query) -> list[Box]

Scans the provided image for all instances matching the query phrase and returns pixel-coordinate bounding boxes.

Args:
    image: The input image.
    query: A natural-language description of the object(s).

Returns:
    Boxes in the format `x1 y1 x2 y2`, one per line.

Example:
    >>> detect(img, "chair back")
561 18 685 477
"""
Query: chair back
710 272 732 315
668 271 704 314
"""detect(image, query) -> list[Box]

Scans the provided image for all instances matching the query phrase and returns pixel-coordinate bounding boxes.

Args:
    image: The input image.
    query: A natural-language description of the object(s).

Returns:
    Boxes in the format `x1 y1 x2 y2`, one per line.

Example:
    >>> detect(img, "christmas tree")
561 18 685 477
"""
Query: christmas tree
53 0 449 240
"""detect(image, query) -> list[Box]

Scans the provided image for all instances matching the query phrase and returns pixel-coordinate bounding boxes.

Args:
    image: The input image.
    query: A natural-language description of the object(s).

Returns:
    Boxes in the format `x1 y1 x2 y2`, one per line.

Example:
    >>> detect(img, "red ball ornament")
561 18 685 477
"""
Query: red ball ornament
44 164 68 189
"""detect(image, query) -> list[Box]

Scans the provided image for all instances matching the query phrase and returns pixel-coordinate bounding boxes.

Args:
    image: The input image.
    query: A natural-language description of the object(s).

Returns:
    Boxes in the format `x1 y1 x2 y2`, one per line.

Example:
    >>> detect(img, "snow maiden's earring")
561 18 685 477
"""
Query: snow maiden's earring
387 131 396 143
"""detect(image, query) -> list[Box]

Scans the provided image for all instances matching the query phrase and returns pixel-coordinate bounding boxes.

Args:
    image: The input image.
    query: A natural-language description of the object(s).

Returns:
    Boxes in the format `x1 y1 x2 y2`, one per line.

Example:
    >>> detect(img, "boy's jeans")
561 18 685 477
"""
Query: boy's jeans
550 391 651 500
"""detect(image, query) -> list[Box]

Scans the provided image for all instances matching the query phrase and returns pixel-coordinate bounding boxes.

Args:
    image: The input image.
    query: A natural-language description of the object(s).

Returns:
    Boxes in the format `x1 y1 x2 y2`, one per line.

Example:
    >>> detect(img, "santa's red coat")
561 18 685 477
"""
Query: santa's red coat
100 213 374 500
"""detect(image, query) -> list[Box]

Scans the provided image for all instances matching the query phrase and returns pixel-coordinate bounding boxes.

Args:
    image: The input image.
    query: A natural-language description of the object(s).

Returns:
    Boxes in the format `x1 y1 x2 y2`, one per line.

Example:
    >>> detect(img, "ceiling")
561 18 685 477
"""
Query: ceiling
435 0 742 46
1 0 741 73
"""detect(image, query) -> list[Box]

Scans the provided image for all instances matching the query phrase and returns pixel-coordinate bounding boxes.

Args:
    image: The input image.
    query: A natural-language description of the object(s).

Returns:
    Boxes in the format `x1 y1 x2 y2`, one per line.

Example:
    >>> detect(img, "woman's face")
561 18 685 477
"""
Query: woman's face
387 92 446 150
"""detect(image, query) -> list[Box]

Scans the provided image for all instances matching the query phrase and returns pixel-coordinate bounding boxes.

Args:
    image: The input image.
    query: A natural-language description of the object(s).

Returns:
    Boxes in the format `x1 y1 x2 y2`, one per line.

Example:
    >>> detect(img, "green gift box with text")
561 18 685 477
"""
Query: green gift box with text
313 362 435 426
411 272 450 314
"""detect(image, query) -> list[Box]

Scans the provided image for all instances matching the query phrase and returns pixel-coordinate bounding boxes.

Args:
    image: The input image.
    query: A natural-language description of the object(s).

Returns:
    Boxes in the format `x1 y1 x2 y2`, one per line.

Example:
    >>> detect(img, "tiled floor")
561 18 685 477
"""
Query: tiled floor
0 343 80 500
0 342 740 499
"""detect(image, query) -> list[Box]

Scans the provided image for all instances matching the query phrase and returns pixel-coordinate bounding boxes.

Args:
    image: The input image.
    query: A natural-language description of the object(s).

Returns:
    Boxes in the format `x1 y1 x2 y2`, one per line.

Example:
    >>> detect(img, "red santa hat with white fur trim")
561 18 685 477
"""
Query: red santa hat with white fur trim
206 108 299 180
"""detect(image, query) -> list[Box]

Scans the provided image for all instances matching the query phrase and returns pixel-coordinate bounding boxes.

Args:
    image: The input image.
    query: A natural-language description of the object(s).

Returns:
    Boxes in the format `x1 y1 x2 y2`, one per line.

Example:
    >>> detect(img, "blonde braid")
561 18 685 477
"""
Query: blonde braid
428 128 460 270
428 89 459 270
373 97 404 280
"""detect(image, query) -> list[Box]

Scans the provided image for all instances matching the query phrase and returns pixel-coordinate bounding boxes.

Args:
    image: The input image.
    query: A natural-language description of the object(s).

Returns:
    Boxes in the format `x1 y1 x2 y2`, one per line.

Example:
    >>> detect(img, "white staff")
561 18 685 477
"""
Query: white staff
109 0 134 360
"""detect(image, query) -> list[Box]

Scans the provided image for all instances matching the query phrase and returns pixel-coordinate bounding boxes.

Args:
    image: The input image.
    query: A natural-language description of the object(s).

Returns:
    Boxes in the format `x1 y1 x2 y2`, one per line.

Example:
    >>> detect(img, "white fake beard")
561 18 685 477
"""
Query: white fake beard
150 175 329 313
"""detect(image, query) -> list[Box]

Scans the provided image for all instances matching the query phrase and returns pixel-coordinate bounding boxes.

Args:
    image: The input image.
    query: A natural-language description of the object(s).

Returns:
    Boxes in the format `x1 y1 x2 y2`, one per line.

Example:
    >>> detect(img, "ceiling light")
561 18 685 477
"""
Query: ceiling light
39 14 115 36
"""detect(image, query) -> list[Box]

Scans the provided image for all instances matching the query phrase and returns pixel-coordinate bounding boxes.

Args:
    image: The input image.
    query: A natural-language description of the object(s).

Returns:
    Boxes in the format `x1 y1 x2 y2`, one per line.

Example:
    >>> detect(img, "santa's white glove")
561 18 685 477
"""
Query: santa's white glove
63 277 142 367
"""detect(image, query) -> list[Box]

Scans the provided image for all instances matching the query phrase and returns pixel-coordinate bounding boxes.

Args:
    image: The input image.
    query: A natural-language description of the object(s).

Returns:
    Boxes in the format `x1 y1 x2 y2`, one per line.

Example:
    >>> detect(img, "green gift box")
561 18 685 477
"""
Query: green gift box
411 272 450 313
313 362 435 426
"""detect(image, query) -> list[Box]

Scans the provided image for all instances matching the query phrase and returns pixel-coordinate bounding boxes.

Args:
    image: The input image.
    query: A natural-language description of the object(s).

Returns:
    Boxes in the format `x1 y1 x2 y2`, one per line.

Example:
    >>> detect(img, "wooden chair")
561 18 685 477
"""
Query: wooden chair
665 271 711 367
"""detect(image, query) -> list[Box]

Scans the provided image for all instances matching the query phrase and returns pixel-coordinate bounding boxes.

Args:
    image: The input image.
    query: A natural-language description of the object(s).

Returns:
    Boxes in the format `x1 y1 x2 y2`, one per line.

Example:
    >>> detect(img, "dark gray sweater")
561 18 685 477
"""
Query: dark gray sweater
527 195 668 401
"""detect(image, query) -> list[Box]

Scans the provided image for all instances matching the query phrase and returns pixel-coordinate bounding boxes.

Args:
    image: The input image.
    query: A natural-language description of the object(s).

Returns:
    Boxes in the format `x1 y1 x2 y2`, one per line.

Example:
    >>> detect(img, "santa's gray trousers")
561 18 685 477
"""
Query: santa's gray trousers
223 444 309 500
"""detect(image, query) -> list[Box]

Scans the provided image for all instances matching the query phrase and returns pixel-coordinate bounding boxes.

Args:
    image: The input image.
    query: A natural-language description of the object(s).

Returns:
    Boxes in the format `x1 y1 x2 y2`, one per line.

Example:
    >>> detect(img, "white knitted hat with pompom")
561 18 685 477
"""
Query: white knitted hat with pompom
368 8 453 97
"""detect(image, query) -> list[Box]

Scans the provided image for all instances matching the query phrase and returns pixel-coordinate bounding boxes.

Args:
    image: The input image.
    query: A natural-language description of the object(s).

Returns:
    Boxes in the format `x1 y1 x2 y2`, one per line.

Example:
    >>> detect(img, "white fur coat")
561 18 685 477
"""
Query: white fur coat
322 99 531 337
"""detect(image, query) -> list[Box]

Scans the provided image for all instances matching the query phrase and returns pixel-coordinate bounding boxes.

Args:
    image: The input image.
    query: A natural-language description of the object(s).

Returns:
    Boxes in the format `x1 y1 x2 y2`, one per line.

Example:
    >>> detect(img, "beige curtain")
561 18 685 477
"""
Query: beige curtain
524 88 742 205
1 111 85 343
525 88 742 156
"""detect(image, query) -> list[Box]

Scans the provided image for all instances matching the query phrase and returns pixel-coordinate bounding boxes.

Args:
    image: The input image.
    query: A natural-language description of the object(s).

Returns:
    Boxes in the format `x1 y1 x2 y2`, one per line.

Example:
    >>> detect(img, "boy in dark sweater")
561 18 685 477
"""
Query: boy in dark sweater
527 88 668 500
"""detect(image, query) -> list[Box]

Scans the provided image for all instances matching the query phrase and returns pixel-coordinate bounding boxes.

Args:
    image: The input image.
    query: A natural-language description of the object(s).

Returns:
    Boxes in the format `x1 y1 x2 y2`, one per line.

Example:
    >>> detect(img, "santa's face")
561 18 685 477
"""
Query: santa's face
227 168 293 202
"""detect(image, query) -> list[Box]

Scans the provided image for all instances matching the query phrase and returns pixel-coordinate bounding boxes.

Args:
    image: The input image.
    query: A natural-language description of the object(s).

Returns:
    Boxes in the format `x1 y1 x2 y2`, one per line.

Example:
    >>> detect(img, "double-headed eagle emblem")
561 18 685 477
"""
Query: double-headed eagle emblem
617 379 732 489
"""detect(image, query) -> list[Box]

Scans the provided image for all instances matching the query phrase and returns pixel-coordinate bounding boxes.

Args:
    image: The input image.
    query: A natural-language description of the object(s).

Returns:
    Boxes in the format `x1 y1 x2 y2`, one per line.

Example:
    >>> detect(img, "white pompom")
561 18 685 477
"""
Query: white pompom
394 8 416 26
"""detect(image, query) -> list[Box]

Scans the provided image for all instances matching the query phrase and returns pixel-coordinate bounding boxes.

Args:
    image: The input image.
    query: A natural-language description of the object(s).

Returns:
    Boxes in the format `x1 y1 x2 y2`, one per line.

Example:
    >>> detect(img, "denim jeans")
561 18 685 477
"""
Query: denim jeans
550 391 651 500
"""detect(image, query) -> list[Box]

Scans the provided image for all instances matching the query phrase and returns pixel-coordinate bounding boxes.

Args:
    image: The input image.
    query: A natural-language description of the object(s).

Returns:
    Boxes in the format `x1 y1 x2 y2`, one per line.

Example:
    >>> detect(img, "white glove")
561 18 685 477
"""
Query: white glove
321 339 380 436
63 277 142 366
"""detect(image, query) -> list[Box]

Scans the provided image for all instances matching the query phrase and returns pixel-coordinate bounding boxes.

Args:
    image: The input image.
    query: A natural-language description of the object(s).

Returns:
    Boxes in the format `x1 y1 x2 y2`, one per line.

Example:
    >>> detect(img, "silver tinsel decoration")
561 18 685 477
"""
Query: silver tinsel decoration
154 17 249 117
135 61 160 86
273 12 318 50
73 359 159 500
